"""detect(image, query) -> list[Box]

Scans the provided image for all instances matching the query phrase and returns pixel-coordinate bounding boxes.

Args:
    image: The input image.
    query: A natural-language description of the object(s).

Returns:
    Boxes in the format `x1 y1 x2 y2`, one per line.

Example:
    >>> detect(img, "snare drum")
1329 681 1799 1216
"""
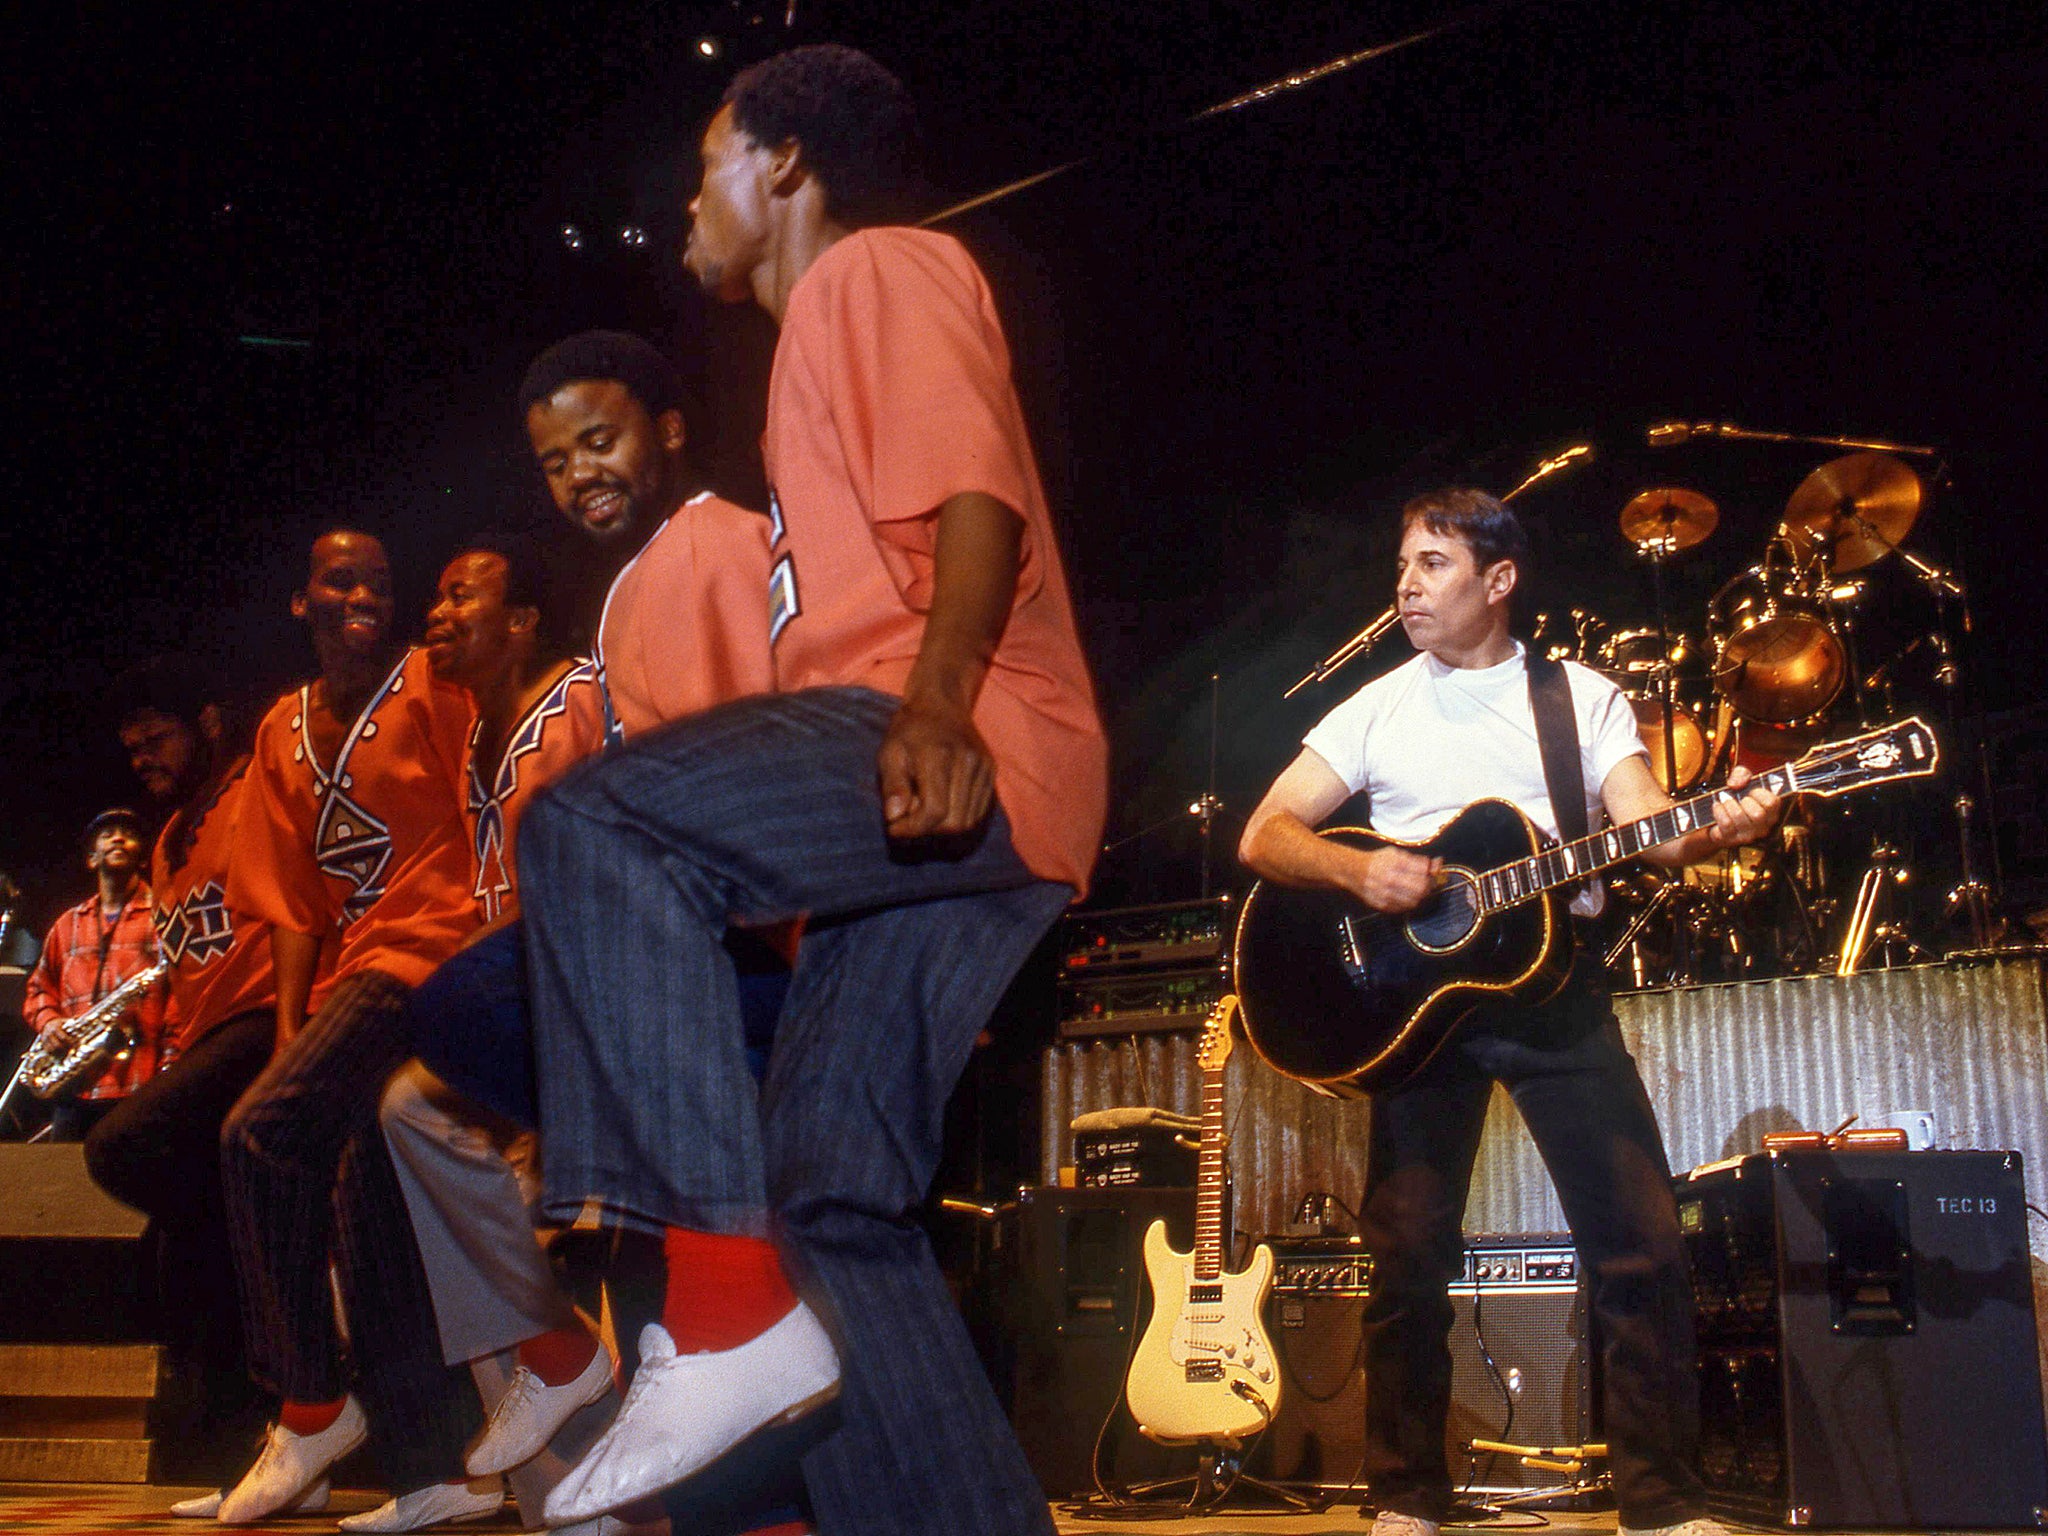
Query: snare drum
1707 567 1845 724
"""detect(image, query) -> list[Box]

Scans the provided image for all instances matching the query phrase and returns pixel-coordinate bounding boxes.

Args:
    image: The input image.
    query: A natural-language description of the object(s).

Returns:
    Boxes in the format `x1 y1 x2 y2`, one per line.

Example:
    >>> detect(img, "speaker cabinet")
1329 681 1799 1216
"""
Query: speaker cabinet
1678 1149 2048 1528
1252 1287 1370 1488
998 1185 1195 1497
1248 1236 1593 1492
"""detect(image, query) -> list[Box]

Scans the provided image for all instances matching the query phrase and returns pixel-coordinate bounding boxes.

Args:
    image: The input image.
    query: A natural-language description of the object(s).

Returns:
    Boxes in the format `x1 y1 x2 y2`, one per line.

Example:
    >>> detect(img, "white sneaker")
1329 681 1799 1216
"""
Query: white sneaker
336 1479 504 1532
170 1480 331 1518
541 1307 841 1524
466 1342 614 1475
1369 1514 1441 1536
1622 1519 1734 1536
216 1398 369 1523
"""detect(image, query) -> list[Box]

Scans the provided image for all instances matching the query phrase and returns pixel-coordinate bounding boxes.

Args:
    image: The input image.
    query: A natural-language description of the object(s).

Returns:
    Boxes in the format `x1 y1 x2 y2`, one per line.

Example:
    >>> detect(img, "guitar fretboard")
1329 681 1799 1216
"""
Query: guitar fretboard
1473 762 1801 914
1195 1062 1225 1281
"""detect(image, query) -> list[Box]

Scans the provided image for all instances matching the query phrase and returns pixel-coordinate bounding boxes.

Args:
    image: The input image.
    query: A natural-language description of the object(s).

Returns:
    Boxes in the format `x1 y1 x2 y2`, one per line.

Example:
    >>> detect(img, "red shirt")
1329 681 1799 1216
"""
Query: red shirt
151 758 279 1056
764 227 1107 895
21 885 167 1100
466 661 609 922
594 491 776 741
230 649 479 991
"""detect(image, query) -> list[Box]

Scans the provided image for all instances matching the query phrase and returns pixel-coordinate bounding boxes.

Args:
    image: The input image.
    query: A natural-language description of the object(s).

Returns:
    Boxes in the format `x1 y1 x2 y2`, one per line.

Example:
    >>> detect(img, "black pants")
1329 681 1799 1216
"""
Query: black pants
48 1098 117 1142
1359 958 1703 1528
85 1008 274 1418
221 969 480 1494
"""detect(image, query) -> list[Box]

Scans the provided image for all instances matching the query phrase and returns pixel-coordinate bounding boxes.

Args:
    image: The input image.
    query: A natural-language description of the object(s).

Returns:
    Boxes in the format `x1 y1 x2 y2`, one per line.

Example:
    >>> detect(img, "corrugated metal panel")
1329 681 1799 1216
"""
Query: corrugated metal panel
1045 956 2048 1250
1041 1034 1370 1240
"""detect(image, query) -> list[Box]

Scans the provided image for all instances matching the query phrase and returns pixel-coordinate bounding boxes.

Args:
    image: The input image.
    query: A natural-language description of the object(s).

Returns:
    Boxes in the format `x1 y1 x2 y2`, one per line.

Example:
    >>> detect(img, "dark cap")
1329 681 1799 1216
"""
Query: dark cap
84 808 146 843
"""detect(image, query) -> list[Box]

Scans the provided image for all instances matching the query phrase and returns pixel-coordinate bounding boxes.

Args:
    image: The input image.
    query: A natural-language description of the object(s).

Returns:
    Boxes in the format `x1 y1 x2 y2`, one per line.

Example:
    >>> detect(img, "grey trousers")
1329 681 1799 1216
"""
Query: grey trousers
378 1063 618 1529
520 687 1071 1536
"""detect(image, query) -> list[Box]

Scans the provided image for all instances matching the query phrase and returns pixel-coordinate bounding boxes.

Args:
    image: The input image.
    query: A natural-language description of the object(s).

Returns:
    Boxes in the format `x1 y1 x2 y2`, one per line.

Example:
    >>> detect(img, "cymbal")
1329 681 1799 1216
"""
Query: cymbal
1781 451 1922 572
1619 487 1719 552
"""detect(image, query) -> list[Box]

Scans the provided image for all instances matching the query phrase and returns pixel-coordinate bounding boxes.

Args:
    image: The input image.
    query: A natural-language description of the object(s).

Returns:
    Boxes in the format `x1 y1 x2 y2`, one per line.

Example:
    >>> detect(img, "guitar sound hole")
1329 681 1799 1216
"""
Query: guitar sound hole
1405 872 1480 953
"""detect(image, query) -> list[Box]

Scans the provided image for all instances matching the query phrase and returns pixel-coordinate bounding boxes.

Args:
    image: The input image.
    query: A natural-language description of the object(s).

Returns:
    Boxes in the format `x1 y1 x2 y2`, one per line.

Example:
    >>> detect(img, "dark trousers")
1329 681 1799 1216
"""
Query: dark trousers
220 969 480 1493
1360 958 1703 1528
85 1008 274 1419
520 687 1071 1536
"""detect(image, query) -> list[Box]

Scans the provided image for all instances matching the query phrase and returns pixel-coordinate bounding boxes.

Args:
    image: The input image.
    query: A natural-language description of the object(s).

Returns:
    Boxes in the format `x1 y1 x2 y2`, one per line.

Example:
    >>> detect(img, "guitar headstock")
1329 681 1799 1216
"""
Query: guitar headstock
1785 716 1940 798
1196 995 1239 1073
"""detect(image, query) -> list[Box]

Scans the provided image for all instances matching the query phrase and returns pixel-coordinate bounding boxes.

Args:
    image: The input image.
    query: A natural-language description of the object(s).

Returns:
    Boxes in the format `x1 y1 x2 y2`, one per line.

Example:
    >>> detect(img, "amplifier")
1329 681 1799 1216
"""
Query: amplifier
1059 897 1233 976
1251 1235 1593 1492
1075 1126 1197 1190
1056 962 1232 1040
1678 1149 2048 1528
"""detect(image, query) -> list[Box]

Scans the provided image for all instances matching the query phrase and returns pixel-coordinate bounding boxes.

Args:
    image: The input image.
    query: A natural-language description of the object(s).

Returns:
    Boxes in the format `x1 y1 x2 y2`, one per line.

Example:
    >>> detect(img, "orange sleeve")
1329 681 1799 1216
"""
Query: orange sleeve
818 234 1046 612
225 698 338 938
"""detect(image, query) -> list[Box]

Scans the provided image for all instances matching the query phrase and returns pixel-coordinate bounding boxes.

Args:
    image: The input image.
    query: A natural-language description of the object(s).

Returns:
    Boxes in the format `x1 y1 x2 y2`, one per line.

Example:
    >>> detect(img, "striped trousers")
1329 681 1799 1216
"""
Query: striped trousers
220 969 480 1494
520 687 1070 1536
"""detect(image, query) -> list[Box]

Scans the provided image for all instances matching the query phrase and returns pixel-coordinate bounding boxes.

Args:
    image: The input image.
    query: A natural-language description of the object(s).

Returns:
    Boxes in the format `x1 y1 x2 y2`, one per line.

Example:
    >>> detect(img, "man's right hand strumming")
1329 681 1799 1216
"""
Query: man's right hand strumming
1350 845 1443 914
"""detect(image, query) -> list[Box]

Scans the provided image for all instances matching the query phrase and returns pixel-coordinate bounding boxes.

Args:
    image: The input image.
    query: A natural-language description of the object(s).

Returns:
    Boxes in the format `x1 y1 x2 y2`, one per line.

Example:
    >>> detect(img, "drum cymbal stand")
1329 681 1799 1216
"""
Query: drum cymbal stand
1633 533 1683 795
1946 791 1994 950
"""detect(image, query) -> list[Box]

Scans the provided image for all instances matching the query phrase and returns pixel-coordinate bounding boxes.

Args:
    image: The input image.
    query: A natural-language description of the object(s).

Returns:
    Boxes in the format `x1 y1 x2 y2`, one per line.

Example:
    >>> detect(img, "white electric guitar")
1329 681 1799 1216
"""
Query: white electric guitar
1123 995 1282 1445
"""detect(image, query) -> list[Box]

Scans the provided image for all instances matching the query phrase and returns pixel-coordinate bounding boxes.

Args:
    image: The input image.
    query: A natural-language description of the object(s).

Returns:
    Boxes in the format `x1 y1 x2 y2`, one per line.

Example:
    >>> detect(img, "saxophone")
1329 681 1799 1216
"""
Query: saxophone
19 961 167 1099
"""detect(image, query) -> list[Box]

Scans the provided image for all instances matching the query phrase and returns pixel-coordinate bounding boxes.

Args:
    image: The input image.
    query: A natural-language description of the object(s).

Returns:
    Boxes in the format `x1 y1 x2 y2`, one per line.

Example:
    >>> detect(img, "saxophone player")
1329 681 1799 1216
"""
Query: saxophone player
19 808 165 1141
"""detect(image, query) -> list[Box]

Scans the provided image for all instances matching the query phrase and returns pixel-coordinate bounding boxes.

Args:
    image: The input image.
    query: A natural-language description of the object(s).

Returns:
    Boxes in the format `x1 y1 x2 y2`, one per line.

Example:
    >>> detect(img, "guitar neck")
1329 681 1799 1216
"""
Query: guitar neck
1195 1057 1226 1281
1475 762 1800 914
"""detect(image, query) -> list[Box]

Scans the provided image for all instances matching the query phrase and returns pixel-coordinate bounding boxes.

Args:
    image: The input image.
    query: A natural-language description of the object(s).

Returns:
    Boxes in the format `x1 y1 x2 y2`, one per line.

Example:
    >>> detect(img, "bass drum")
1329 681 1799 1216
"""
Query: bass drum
1707 568 1845 724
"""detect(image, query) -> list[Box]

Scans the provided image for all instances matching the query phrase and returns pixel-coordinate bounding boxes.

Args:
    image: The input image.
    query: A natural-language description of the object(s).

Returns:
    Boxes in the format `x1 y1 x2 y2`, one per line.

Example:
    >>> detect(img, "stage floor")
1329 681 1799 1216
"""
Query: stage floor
2 1487 2031 1536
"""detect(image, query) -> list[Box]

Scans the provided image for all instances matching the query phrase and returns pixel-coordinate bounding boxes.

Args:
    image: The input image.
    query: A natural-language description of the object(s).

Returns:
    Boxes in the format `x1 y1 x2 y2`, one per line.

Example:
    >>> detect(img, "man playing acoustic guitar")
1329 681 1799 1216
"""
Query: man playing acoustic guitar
1239 488 1779 1536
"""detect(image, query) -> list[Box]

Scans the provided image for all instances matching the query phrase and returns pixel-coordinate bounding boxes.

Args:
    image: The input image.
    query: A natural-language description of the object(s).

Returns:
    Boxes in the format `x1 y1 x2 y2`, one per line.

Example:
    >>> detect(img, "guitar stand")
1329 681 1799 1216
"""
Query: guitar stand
1123 1438 1315 1514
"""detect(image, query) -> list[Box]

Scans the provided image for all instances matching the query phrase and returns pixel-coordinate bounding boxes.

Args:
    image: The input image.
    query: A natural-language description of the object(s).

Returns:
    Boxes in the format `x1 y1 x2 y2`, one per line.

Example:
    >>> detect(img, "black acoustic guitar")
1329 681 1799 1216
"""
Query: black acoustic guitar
1233 717 1939 1097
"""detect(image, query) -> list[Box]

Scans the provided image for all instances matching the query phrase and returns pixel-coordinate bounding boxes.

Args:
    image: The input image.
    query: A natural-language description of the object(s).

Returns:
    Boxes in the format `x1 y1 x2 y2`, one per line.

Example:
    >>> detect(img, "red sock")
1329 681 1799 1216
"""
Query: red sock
279 1396 345 1436
660 1227 797 1353
517 1324 601 1386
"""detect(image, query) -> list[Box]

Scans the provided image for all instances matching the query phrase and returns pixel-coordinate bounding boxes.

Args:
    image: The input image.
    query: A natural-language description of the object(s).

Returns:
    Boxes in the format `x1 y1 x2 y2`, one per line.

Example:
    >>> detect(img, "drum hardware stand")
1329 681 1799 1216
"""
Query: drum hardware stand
1835 843 1928 974
1946 792 1995 950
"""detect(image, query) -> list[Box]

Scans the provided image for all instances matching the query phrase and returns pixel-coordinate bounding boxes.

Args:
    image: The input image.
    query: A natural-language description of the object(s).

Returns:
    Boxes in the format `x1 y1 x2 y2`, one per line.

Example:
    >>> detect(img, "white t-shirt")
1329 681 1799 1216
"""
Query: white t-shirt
1301 643 1648 915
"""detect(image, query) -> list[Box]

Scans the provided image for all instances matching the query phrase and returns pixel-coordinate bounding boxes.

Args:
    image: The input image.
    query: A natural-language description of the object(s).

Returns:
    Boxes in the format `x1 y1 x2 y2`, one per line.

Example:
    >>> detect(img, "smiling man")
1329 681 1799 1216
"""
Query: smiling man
1239 488 1780 1536
212 528 494 1532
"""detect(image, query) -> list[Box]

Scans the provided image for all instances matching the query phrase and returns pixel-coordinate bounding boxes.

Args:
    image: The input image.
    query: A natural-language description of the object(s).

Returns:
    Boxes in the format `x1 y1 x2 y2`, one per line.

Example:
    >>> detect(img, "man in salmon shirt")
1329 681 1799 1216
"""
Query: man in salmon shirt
82 658 283 1486
216 529 494 1532
526 46 1107 1536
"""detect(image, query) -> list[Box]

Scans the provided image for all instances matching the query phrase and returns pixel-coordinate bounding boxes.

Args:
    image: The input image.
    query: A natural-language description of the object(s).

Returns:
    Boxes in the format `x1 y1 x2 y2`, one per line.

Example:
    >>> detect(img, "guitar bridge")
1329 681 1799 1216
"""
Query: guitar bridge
1338 914 1364 975
1184 1360 1224 1383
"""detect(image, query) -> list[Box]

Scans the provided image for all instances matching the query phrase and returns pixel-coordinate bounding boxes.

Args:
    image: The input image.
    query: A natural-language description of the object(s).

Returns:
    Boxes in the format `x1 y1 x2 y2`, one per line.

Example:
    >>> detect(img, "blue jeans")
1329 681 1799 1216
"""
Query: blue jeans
408 923 787 1128
519 687 1069 1536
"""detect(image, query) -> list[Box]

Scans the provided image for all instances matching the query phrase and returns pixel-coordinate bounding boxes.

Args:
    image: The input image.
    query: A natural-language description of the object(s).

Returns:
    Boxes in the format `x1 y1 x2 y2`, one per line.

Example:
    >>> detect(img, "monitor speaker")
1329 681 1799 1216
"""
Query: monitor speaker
1678 1149 2048 1528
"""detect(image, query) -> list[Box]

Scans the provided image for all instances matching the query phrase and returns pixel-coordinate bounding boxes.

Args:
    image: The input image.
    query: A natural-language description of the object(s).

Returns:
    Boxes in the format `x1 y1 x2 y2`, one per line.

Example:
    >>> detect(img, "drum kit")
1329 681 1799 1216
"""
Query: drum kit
1548 450 1976 986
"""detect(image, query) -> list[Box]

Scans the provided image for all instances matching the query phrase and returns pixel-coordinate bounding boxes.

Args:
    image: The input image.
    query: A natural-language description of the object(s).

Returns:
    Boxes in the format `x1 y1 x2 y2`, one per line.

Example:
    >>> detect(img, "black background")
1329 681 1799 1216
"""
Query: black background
9 0 2046 928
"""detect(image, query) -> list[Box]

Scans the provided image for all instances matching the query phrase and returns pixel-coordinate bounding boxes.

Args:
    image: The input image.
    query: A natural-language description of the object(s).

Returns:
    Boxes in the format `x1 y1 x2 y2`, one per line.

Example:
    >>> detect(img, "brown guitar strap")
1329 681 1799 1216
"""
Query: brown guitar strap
1525 649 1588 851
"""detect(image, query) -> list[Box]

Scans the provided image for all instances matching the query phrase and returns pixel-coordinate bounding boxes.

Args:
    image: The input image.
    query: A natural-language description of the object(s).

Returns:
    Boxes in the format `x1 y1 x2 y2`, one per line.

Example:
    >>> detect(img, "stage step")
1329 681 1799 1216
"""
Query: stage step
0 1344 161 1483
